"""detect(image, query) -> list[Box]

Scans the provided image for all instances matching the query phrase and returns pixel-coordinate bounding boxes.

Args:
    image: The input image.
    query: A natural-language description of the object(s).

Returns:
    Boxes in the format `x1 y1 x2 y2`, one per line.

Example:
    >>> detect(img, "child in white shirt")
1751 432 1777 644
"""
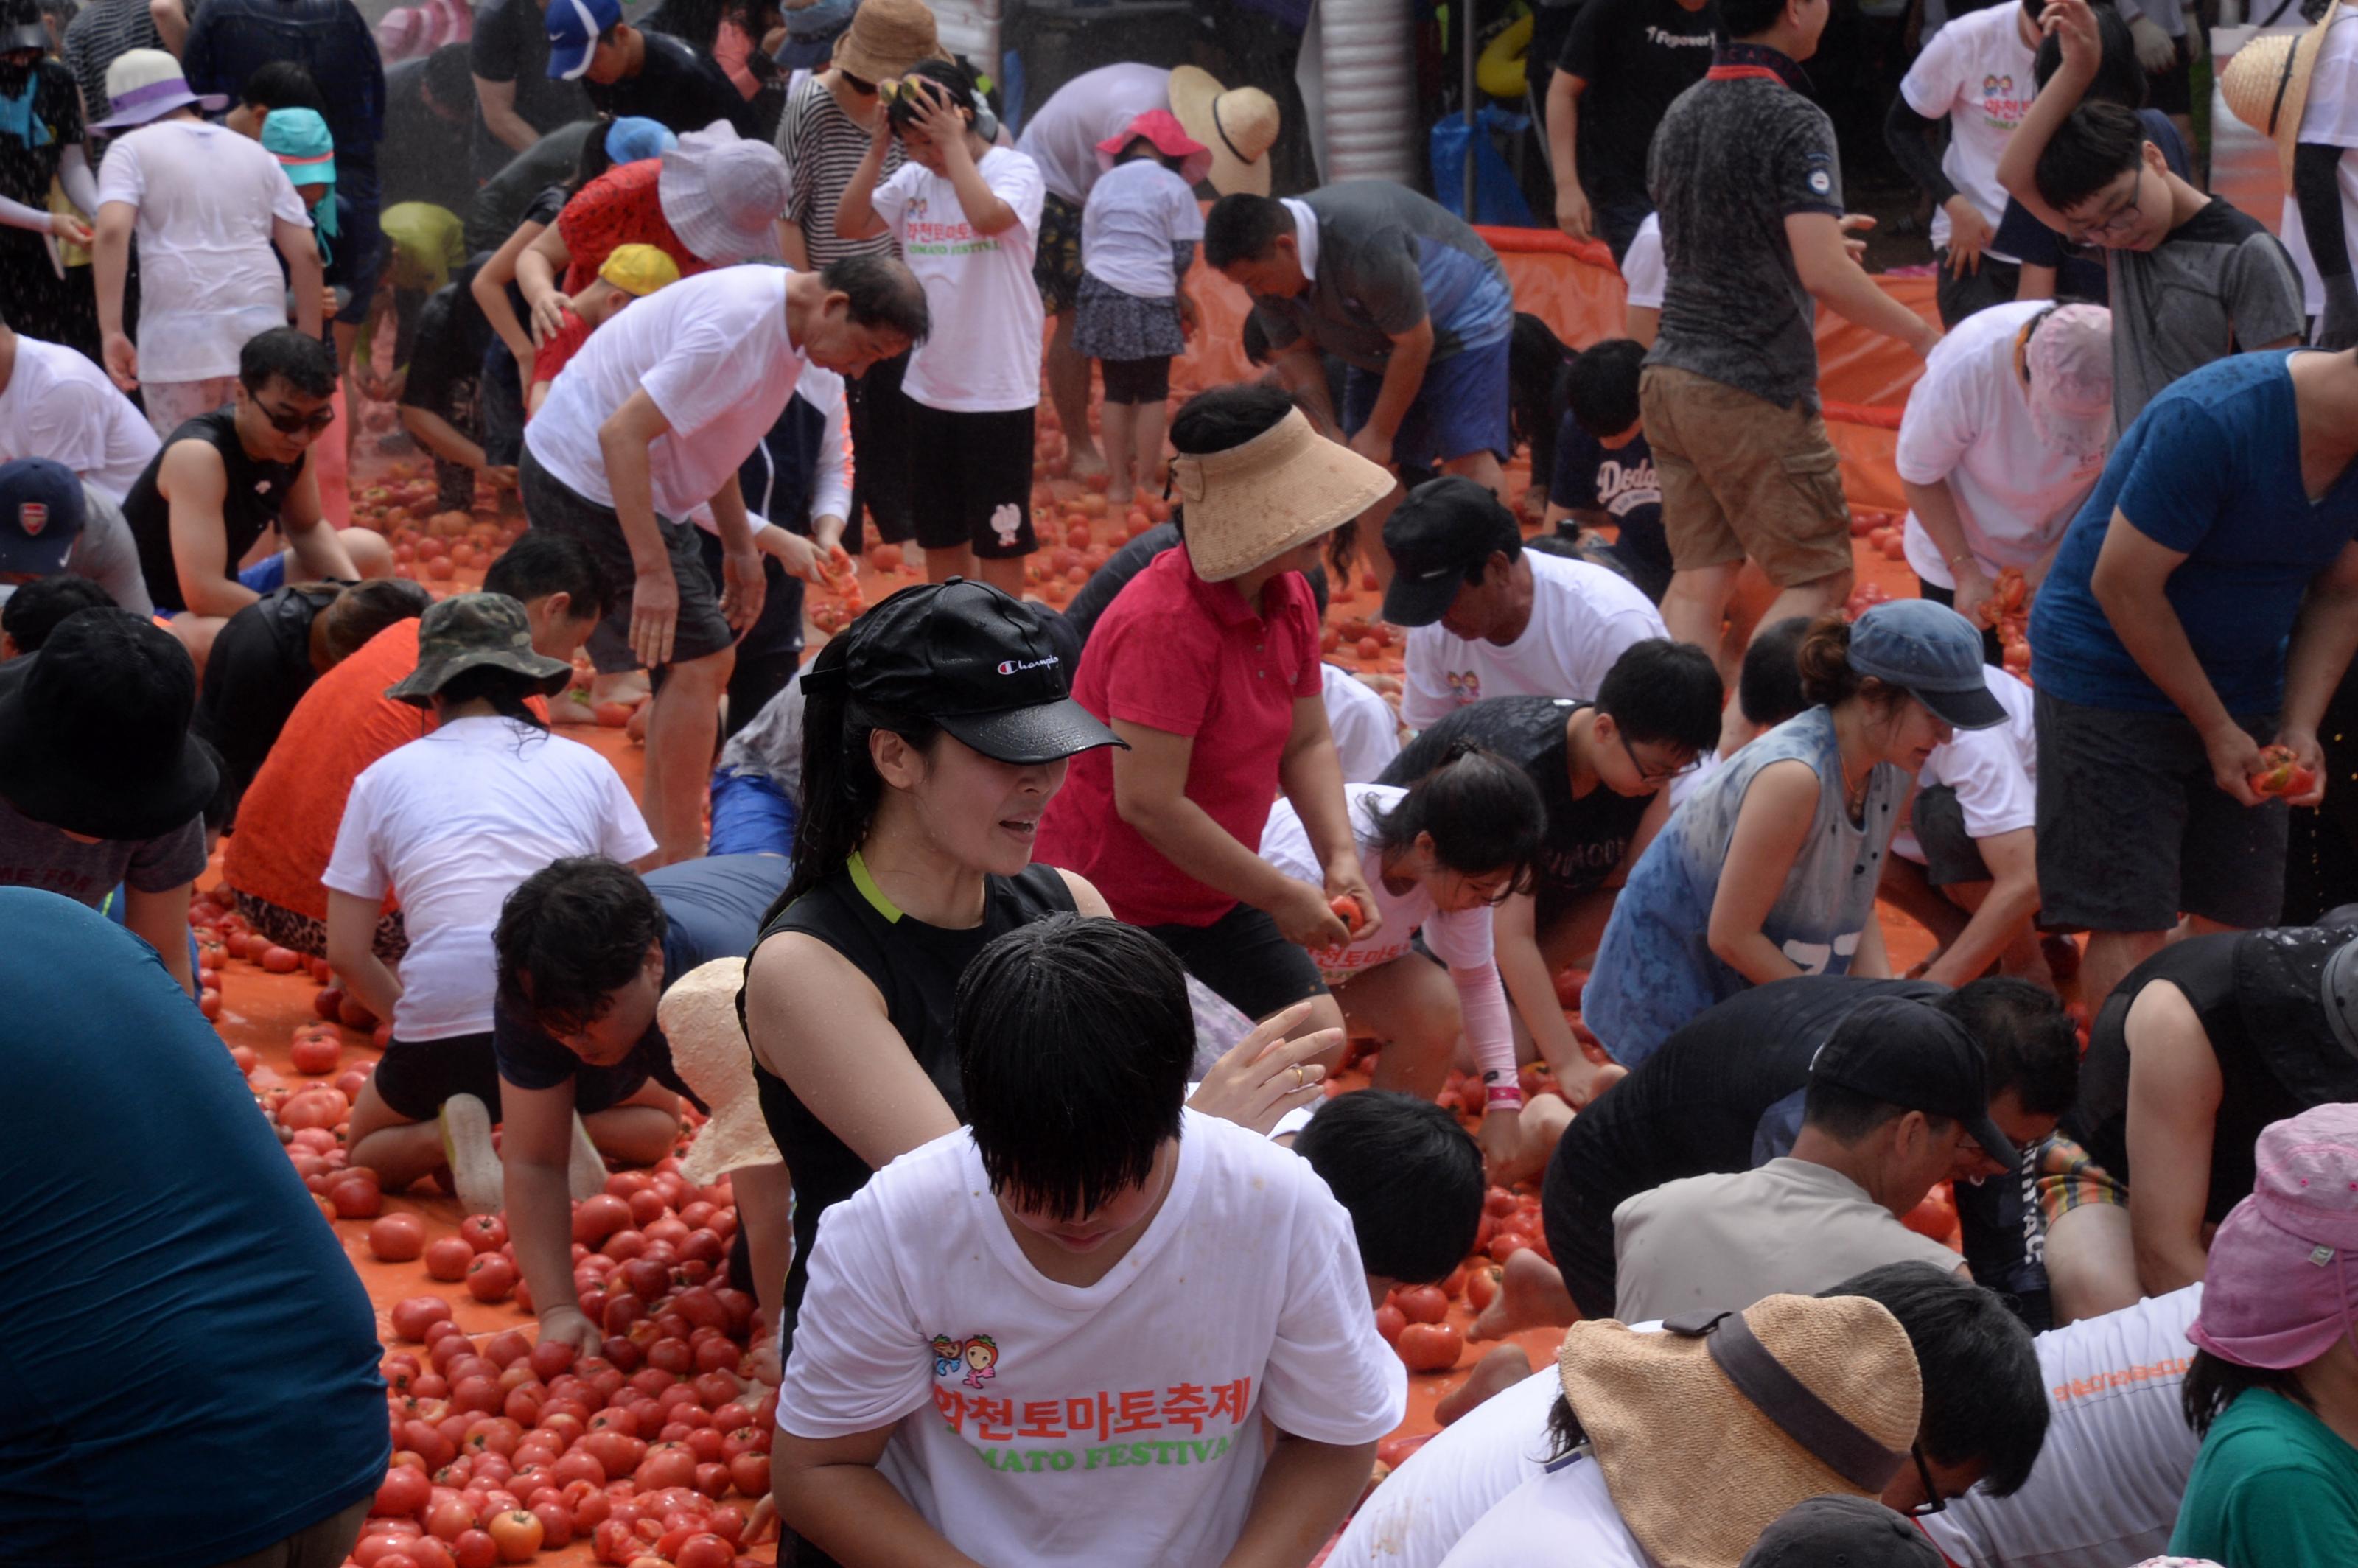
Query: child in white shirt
1073 111 1208 505
775 914 1405 1568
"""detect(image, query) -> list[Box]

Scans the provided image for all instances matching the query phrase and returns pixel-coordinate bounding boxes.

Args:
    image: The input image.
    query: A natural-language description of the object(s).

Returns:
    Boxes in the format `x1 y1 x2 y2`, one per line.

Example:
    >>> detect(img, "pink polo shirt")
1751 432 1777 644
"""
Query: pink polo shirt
1035 547 1322 928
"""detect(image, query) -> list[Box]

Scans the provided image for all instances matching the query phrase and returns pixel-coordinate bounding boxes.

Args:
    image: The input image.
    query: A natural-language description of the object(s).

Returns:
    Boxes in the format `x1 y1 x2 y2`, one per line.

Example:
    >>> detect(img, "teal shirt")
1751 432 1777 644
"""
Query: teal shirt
2172 1389 2358 1567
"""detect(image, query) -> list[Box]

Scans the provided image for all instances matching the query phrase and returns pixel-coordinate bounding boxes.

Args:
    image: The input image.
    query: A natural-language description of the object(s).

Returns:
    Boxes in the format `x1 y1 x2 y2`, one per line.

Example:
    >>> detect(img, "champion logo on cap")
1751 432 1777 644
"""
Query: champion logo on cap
997 655 1059 676
17 503 46 538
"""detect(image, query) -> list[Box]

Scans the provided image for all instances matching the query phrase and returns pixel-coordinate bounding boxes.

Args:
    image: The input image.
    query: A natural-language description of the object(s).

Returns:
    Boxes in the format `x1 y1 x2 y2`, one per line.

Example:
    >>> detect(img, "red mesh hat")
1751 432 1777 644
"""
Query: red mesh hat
1095 110 1213 188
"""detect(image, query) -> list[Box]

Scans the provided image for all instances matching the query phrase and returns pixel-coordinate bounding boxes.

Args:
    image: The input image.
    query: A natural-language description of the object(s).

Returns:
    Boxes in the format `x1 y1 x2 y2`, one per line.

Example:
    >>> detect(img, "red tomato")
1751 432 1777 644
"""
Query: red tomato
450 1531 498 1568
370 1213 427 1262
391 1296 455 1343
1465 1265 1503 1313
1373 1303 1407 1344
1328 894 1363 934
573 1194 632 1246
727 1450 769 1498
329 1174 384 1219
424 1236 475 1282
461 1214 509 1253
485 1509 543 1562
262 945 302 973
635 1442 699 1490
426 1497 477 1541
1393 1284 1448 1325
290 1034 341 1075
373 1464 433 1519
675 1534 735 1568
1396 1322 1463 1373
531 1501 574 1549
466 1254 518 1303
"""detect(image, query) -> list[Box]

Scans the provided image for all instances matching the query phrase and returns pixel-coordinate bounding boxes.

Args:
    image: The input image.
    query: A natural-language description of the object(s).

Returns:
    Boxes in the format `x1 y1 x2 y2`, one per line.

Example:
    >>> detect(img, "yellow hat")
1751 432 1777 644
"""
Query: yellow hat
598 242 682 298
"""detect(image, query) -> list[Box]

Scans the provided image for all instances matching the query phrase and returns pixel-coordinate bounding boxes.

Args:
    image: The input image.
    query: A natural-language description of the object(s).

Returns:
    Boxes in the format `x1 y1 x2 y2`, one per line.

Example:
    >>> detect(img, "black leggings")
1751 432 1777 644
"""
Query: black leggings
1100 354 1172 405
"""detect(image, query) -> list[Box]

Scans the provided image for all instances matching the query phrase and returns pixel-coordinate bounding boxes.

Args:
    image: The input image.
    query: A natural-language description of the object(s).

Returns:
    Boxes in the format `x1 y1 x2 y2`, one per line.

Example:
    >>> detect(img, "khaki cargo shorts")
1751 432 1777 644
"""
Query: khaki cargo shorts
1638 363 1854 589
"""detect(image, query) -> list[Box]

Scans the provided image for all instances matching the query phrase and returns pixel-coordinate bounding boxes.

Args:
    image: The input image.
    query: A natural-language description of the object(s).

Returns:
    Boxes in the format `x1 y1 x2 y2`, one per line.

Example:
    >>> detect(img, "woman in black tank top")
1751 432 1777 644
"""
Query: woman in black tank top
737 582 1124 1351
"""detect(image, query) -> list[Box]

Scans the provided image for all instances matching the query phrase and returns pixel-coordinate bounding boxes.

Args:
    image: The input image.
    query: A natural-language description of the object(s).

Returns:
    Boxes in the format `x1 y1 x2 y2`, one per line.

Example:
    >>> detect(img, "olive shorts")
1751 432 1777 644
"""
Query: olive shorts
1638 363 1855 589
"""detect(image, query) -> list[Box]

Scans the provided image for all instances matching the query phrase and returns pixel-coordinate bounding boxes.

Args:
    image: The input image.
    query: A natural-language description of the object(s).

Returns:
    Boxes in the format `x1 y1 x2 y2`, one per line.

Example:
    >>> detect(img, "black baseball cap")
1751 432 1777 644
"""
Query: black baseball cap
1808 996 2018 1166
1739 1496 1943 1568
1379 475 1522 629
804 578 1124 765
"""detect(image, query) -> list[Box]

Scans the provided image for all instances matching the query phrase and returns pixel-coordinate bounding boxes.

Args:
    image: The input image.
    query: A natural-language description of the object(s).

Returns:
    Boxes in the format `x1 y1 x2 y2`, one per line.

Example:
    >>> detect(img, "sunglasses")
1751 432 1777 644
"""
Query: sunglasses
259 398 336 435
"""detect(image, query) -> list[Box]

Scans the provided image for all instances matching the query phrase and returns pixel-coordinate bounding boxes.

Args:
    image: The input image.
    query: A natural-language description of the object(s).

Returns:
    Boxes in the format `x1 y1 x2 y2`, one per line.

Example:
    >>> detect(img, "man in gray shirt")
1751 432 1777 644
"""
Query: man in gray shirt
0 458 152 617
1613 997 2011 1322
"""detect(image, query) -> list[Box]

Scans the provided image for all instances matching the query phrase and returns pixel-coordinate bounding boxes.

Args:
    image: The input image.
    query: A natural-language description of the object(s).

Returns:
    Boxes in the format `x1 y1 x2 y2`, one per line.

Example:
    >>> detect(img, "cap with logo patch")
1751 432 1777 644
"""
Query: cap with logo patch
1379 475 1525 628
0 459 87 581
800 578 1126 765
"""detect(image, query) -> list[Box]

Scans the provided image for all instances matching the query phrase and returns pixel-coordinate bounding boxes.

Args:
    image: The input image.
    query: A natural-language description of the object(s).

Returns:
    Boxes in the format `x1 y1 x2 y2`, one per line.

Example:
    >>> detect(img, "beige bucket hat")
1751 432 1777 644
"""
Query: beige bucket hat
2220 3 2343 187
1167 66 1280 197
832 0 942 85
1170 407 1394 582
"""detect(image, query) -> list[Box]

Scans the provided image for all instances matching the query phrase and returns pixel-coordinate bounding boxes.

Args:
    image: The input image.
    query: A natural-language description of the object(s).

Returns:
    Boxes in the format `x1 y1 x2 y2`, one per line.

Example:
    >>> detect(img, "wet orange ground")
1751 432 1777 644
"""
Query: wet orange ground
200 472 1947 1562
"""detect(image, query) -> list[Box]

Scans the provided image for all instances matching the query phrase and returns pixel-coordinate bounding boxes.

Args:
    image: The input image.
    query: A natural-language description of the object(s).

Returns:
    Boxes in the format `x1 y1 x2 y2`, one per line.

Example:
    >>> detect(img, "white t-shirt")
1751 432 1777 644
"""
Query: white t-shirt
1331 1367 1563 1568
1081 158 1204 299
1402 549 1668 729
1924 1286 2203 1568
322 717 655 1040
0 334 160 501
1012 63 1173 206
776 1110 1407 1568
1259 783 1497 982
694 360 851 535
2279 9 2358 317
1900 2 2036 254
1323 662 1402 783
94 119 311 384
1438 1455 1655 1568
526 266 808 519
875 148 1047 413
1897 300 2108 588
1621 213 1665 313
1895 666 2037 864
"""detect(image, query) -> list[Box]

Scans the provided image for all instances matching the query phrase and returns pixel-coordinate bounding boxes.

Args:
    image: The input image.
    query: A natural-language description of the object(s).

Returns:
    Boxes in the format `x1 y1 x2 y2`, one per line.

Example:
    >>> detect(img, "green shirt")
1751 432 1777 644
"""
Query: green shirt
2171 1389 2358 1567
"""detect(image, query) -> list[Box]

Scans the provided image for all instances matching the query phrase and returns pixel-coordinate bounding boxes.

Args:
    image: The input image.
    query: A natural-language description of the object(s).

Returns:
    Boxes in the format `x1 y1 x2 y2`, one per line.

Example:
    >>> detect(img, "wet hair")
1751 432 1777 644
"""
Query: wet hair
1 577 114 654
1719 0 1792 41
957 914 1192 1219
570 113 623 196
1829 1264 2048 1495
1595 638 1724 755
1934 977 2080 1119
1797 615 1910 714
239 60 326 113
2034 102 2147 215
1510 313 1575 466
1370 741 1544 899
430 662 552 731
2034 6 2147 109
772 632 942 918
886 59 979 133
422 43 475 111
1564 338 1646 439
1740 616 1813 729
822 252 931 344
641 0 727 51
317 578 433 667
483 529 611 623
1203 193 1295 270
1169 382 1295 454
2184 1351 2313 1437
495 857 666 1035
1110 134 1186 174
1292 1091 1484 1284
239 328 338 400
1240 312 1275 367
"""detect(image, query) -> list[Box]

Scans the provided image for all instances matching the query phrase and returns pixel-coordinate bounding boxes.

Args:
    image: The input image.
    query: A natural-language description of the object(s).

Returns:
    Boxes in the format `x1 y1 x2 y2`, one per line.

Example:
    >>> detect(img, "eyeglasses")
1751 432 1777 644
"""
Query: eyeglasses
2078 166 2145 242
1617 729 1699 787
1903 1444 1948 1517
259 398 336 435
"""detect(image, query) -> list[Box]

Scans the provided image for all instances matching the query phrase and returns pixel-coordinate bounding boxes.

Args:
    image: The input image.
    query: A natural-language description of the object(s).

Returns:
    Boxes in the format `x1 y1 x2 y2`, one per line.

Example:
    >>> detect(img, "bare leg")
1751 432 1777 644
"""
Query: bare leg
1469 1248 1578 1341
642 647 732 866
1046 313 1102 474
1435 1344 1536 1426
581 1081 681 1167
1878 858 1970 962
165 612 228 682
1354 480 1407 592
1755 569 1853 645
2044 1203 2141 1325
1440 448 1509 504
2081 929 2169 1017
283 528 395 585
1296 991 1351 1071
1662 561 1743 668
1132 399 1169 502
345 1077 448 1191
1336 955 1465 1102
977 553 1029 600
1100 398 1138 504
926 545 973 584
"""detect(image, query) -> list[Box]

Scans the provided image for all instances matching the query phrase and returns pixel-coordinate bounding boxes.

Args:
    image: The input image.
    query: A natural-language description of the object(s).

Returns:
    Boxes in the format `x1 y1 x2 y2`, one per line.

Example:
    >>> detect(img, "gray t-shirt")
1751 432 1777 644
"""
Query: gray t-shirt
1613 1155 1966 1322
1248 181 1514 373
465 121 595 256
1645 45 1845 410
65 485 154 617
2107 197 2306 429
0 791 206 909
717 673 805 797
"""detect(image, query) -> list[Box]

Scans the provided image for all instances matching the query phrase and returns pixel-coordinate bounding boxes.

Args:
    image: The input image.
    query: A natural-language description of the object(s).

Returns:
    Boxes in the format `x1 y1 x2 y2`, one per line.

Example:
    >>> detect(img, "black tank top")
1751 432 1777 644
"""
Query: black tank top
742 856 1075 1346
2071 932 2316 1223
122 410 304 613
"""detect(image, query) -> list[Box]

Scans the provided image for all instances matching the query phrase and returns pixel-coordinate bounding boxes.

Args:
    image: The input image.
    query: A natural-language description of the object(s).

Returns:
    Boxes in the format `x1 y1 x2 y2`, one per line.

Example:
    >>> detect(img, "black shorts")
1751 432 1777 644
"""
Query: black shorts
1912 784 1992 888
370 1031 659 1121
2147 34 2193 117
520 447 736 675
2033 686 2288 932
845 348 917 551
1033 192 1084 315
1100 355 1172 405
1147 902 1328 1023
907 404 1038 559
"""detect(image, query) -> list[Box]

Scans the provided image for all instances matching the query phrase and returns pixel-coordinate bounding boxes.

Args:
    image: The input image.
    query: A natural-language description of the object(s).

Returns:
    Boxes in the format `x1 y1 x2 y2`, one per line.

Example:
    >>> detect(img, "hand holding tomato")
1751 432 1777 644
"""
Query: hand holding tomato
1271 877 1352 951
1323 861 1382 947
2250 735 2326 808
535 1304 606 1359
2204 722 2268 808
1186 1000 1338 1135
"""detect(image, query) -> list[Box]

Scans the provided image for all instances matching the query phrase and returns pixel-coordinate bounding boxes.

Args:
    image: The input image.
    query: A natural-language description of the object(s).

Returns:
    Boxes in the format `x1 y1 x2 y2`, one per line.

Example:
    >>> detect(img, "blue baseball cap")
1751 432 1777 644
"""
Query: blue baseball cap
546 0 621 80
0 458 86 580
604 115 676 165
1848 598 2006 730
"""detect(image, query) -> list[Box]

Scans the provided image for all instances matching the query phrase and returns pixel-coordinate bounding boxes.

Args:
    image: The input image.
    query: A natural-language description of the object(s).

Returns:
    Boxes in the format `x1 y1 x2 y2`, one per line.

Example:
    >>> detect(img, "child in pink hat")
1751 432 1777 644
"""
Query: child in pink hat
2170 1102 2358 1566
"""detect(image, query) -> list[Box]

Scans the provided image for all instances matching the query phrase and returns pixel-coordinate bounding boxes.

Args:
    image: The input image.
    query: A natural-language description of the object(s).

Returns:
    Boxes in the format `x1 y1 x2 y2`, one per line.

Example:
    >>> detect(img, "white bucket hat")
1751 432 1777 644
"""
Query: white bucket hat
658 123 788 265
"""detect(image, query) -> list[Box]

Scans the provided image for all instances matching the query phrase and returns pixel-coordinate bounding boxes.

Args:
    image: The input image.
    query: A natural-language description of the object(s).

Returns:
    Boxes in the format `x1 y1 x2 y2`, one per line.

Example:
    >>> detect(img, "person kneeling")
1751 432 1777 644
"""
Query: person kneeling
774 914 1406 1568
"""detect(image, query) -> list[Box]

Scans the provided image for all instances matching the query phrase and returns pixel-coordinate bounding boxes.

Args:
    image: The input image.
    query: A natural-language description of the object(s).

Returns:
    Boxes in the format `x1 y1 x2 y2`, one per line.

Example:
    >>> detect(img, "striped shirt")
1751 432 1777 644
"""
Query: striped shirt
774 74 901 270
62 0 177 163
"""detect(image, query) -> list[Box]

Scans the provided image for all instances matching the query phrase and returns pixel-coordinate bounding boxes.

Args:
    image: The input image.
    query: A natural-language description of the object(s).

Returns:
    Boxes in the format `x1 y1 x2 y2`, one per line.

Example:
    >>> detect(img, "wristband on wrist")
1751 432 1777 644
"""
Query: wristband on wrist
1947 549 1976 569
1483 1070 1523 1109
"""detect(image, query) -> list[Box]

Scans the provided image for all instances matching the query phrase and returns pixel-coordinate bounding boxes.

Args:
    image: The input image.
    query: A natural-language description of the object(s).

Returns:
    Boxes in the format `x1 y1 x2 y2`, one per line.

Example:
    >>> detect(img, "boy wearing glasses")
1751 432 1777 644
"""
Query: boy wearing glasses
1996 0 2303 429
119 329 364 676
1377 639 1725 1107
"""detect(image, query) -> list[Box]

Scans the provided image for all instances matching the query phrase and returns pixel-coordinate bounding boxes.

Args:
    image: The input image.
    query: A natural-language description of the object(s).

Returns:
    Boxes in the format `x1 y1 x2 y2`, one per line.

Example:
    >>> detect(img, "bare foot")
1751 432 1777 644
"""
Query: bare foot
1559 1061 1627 1110
1469 1249 1578 1342
1435 1344 1534 1426
1068 444 1109 478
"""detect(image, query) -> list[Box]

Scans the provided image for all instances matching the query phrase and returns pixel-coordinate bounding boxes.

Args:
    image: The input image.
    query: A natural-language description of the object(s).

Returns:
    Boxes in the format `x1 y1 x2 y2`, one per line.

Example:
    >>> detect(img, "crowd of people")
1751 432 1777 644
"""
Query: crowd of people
5 0 2358 1561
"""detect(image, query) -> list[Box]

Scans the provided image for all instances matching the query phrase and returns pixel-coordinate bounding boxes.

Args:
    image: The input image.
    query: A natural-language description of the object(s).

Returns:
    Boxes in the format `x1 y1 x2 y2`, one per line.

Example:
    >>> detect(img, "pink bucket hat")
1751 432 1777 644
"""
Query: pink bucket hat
2021 303 2113 467
1096 109 1214 188
2189 1103 2358 1371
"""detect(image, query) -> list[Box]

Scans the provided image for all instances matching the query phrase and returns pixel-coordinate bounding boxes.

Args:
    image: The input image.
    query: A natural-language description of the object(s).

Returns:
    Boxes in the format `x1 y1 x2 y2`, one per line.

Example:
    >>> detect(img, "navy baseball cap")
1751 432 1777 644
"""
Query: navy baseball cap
0 459 86 581
1808 996 2018 1167
546 0 620 80
1379 476 1522 628
1847 598 2006 730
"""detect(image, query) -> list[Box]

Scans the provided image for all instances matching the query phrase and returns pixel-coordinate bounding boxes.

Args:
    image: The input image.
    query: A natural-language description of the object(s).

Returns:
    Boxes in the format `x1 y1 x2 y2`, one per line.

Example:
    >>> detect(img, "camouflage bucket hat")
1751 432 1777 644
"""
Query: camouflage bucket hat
384 591 574 708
